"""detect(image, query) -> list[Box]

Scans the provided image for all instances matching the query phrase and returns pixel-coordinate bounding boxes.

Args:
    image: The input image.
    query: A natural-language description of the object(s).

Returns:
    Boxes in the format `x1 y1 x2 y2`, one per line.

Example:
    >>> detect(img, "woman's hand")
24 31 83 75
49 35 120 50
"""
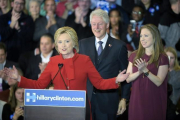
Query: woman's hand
134 58 148 73
116 70 130 82
3 66 20 80
13 107 24 120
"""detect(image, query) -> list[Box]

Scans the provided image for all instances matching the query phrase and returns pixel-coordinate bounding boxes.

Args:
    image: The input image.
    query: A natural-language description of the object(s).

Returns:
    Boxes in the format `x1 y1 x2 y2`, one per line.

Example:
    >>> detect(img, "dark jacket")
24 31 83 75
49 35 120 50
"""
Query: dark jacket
0 10 35 62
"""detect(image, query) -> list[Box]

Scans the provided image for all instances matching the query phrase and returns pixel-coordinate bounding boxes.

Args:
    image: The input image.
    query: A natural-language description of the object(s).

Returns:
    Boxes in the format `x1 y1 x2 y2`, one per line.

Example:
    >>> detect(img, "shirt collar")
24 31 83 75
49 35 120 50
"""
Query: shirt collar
95 33 108 46
40 51 53 63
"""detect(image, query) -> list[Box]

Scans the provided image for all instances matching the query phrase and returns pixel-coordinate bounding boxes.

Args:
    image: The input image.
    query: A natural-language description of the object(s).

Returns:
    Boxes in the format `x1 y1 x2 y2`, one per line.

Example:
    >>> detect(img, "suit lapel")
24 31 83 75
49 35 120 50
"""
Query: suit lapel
98 36 114 64
87 37 96 65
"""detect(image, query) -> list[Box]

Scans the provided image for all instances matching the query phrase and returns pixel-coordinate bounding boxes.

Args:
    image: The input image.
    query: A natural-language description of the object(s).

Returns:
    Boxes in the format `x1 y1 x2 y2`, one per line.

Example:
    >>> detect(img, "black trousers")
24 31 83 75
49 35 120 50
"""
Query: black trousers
91 93 116 120
86 94 91 120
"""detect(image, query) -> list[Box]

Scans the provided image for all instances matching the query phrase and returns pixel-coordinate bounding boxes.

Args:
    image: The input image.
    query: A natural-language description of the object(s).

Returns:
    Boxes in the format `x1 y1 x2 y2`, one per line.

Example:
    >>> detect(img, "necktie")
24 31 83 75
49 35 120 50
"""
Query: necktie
97 41 103 56
135 23 139 37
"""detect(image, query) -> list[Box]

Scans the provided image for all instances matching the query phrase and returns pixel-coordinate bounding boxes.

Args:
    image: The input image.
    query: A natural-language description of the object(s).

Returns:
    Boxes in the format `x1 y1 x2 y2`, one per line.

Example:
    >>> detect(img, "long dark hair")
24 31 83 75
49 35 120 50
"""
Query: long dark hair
8 83 23 112
109 8 125 39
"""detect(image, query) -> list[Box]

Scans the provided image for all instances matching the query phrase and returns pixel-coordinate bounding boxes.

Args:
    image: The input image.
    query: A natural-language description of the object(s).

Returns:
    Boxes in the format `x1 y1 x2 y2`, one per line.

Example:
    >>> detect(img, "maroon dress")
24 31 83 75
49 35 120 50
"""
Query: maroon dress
128 52 169 120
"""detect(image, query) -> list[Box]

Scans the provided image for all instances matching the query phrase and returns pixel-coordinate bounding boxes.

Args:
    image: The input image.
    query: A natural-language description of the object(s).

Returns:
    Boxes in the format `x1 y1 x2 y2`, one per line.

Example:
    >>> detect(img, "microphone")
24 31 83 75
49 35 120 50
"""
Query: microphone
59 64 68 90
47 63 63 88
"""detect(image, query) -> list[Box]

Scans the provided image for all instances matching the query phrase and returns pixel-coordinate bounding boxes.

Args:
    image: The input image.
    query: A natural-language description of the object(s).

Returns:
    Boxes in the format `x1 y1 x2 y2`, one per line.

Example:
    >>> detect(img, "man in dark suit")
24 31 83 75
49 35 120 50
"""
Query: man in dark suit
0 42 19 91
25 33 57 80
33 0 65 43
79 9 131 120
0 0 34 62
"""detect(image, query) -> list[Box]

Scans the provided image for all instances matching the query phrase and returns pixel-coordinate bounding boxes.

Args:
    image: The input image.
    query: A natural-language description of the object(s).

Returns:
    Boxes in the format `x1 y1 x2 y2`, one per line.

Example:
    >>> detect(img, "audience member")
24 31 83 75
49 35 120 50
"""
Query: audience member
65 0 93 40
79 9 131 120
126 24 169 120
2 83 24 120
108 8 133 56
29 0 42 21
0 0 35 62
33 0 65 43
25 33 56 80
0 0 11 16
0 42 19 91
158 0 180 58
56 0 78 19
165 47 180 120
106 0 130 24
0 68 23 102
138 0 164 26
126 5 146 50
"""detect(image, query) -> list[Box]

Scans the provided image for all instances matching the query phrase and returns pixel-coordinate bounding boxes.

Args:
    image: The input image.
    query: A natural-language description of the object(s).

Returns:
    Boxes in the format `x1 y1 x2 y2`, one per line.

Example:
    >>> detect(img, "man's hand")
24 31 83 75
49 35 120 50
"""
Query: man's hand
10 10 20 28
14 22 20 31
117 99 126 115
75 7 82 23
39 63 47 73
127 24 134 37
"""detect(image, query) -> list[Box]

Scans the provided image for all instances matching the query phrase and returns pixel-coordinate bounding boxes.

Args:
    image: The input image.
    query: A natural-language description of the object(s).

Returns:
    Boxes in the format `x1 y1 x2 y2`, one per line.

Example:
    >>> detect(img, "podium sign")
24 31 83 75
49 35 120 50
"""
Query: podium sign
24 89 86 120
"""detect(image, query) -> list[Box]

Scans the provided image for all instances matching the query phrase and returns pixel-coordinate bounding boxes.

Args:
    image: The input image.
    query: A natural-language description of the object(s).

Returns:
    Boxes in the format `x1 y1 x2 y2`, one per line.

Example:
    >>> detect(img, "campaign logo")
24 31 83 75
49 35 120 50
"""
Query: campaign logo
26 93 36 102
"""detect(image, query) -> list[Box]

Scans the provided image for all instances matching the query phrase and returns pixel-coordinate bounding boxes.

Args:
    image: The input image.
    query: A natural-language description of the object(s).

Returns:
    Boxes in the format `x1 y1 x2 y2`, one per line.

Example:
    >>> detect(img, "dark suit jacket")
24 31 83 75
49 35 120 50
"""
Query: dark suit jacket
79 36 131 114
2 60 19 90
25 51 57 80
65 9 94 40
33 16 65 42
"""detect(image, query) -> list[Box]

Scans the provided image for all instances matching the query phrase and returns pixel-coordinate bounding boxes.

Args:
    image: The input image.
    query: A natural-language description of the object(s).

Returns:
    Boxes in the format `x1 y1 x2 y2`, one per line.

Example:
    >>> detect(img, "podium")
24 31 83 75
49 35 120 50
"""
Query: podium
24 89 86 120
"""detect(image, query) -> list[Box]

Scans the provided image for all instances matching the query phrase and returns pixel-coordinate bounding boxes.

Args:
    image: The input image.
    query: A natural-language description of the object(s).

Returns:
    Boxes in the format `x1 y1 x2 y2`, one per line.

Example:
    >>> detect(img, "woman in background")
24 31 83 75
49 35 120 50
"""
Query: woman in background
2 83 24 120
108 8 133 56
165 47 180 120
0 0 11 16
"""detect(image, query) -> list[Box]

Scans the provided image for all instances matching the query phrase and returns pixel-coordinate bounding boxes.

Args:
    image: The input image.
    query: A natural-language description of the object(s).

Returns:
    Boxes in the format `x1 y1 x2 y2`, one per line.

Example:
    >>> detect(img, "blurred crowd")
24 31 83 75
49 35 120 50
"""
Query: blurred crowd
0 0 179 120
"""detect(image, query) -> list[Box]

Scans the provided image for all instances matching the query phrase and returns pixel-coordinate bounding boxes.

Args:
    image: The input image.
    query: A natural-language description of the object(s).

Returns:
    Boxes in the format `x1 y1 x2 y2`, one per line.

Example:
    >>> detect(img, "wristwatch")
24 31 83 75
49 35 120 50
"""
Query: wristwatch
144 70 150 77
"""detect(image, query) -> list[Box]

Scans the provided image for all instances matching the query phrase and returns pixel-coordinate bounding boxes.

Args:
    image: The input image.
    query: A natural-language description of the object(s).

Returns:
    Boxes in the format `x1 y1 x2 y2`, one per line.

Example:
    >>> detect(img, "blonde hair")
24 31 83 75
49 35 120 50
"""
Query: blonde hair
133 24 165 66
165 47 180 71
0 0 11 13
54 26 79 53
90 9 109 24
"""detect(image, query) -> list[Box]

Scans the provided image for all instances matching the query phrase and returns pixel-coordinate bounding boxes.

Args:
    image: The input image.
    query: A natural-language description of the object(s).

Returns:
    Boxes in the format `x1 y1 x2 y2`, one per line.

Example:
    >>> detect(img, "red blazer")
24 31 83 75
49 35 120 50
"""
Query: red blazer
19 53 119 91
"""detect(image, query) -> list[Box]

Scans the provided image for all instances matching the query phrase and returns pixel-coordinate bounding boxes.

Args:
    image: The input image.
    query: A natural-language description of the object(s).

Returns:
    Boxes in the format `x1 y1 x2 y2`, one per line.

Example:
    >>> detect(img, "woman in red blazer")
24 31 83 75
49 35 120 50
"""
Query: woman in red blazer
4 27 129 120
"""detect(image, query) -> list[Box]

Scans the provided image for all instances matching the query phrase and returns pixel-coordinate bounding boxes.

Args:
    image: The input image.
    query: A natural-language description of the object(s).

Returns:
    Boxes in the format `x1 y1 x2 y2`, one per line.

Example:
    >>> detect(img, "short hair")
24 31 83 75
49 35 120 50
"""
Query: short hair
54 27 79 53
0 42 7 53
90 9 109 24
169 0 179 4
29 0 40 8
12 0 25 3
45 0 55 5
41 33 54 43
132 4 145 15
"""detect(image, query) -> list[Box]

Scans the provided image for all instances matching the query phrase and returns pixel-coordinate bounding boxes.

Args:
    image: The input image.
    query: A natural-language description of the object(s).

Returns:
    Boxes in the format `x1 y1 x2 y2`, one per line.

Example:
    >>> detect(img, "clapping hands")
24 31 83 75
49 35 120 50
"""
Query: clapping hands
134 58 148 73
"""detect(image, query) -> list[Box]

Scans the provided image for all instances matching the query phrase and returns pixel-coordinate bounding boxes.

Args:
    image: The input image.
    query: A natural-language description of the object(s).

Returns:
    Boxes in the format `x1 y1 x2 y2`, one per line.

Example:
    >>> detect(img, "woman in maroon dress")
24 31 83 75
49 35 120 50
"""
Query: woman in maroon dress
126 24 169 120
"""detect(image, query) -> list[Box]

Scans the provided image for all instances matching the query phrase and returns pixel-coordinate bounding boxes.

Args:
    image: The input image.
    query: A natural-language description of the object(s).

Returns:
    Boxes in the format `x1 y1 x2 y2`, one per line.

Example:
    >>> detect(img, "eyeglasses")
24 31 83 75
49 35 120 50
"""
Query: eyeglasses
14 1 24 6
132 11 142 15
